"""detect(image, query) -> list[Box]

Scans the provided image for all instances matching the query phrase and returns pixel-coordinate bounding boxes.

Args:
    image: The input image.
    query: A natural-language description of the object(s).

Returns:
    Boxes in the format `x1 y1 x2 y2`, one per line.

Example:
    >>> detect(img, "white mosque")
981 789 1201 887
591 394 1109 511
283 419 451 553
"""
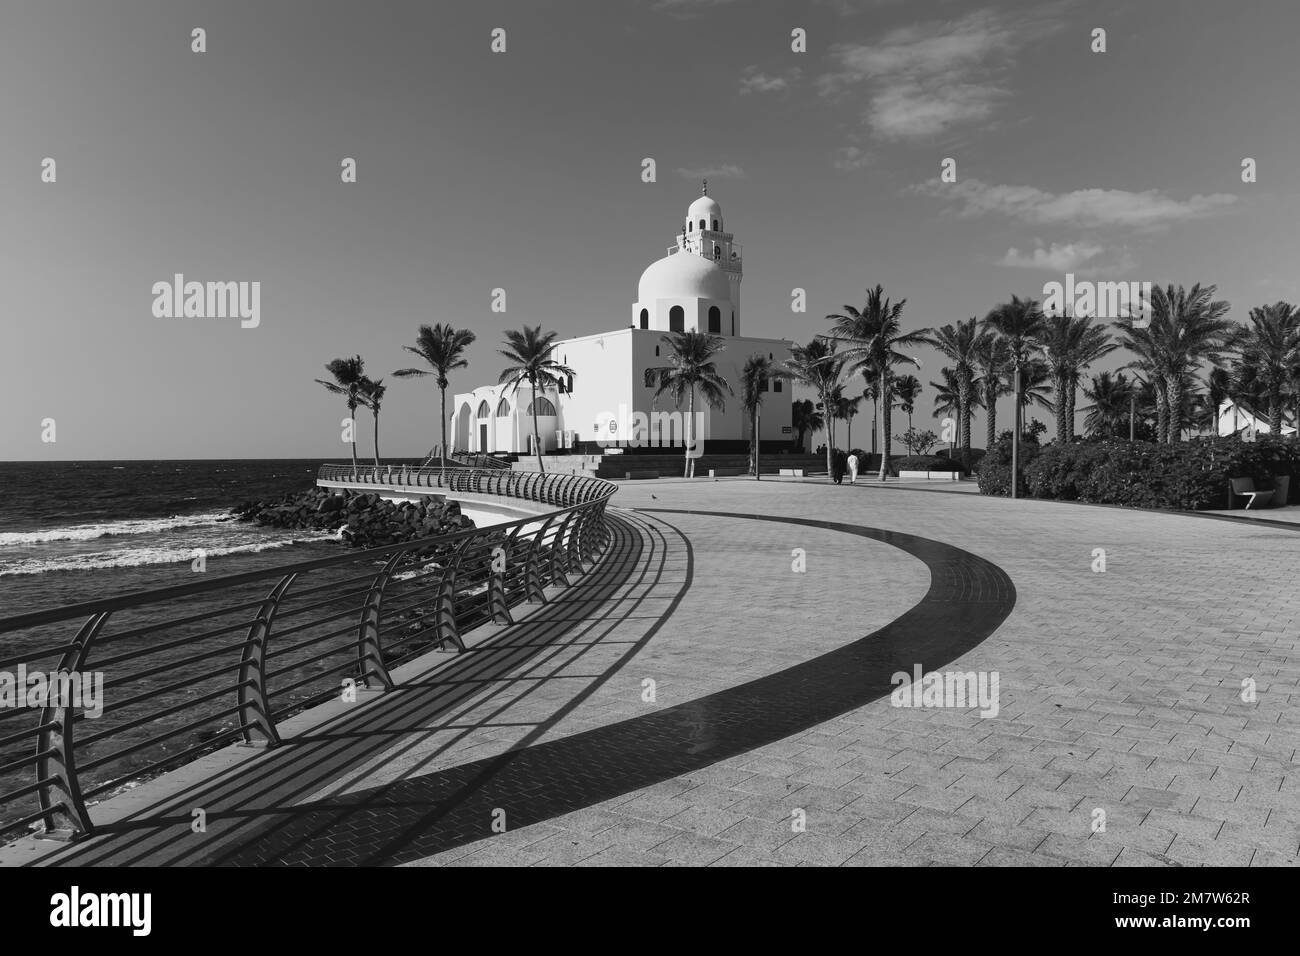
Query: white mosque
450 184 795 457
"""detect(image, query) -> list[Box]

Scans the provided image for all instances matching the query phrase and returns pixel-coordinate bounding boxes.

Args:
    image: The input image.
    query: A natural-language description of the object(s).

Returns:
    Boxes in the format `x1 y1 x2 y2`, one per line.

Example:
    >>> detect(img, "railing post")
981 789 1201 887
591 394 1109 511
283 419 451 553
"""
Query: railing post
486 526 521 626
357 552 403 690
36 611 109 840
433 535 475 652
524 514 557 603
566 507 588 572
238 573 295 746
549 511 578 587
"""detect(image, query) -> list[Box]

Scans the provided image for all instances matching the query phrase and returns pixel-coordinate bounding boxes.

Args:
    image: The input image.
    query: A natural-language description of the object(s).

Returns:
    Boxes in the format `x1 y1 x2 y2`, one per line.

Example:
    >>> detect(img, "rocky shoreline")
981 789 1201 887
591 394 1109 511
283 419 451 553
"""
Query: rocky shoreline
230 486 476 549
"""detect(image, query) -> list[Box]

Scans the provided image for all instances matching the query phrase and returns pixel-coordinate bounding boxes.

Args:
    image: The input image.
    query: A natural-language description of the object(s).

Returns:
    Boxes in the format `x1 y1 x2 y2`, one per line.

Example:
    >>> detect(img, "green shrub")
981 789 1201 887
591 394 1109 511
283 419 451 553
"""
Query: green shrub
893 455 963 473
976 438 1040 496
981 436 1300 510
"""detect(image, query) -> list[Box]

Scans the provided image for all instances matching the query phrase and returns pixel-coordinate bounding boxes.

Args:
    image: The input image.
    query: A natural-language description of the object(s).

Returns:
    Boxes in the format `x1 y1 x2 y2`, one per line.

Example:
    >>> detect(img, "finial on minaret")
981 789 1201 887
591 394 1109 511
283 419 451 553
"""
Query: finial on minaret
702 179 708 196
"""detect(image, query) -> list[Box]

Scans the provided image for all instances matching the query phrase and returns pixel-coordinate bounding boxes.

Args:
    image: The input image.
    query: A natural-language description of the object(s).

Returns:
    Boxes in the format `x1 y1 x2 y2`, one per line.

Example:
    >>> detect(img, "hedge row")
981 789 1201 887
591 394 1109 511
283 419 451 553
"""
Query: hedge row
977 436 1300 510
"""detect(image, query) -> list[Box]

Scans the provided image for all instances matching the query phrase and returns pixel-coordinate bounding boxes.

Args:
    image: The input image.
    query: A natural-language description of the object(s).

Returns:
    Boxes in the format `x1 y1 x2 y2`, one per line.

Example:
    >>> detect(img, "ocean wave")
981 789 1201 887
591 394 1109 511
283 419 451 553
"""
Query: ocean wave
0 513 232 546
0 535 334 576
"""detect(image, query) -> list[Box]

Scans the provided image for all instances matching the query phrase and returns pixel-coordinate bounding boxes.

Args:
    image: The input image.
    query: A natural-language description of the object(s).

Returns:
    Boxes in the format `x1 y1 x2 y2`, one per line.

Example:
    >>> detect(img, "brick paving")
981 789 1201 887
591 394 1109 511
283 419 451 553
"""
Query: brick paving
7 478 1300 867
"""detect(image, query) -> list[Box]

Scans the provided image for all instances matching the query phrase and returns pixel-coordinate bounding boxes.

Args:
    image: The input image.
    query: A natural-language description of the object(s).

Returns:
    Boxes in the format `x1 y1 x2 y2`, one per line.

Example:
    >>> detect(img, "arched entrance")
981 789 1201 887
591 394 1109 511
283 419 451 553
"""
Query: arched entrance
454 402 472 454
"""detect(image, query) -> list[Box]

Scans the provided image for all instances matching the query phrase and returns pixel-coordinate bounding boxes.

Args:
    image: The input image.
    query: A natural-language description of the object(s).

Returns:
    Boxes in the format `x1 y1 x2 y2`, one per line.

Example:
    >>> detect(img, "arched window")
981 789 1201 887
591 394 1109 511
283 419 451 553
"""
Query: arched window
711 219 718 231
707 306 721 334
639 308 649 330
476 400 491 418
713 245 721 259
731 311 736 335
567 374 574 393
698 219 706 229
495 398 510 416
526 397 557 416
774 380 783 392
687 222 692 232
669 306 684 332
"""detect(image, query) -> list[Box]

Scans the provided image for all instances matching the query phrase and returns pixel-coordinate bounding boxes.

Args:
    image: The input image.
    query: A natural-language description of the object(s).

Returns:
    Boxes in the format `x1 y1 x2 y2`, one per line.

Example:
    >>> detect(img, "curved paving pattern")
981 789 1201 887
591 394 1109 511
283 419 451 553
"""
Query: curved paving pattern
191 510 1014 866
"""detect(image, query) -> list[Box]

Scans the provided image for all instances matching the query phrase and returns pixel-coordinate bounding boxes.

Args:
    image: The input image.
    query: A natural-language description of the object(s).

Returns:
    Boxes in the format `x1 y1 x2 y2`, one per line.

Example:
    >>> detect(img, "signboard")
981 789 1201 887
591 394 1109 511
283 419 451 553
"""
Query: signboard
781 426 792 434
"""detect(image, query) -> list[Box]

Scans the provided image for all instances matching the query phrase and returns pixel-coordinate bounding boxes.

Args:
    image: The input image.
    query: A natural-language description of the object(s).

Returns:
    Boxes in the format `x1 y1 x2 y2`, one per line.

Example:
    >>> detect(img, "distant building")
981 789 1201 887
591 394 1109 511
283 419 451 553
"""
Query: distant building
1217 398 1297 438
451 184 794 455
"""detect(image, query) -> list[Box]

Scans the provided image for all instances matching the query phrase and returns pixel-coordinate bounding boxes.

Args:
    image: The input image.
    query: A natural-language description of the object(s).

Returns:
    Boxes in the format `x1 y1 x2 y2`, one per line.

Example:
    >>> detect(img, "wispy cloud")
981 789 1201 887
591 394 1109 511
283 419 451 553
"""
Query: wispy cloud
676 164 745 180
912 178 1238 231
739 66 800 95
832 146 872 171
652 0 740 15
819 7 1067 141
999 241 1104 271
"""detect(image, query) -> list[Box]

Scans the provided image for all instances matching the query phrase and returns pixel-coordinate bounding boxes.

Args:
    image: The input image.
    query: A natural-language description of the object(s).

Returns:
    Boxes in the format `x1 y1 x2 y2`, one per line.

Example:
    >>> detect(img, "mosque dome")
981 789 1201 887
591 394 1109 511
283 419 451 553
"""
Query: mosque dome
637 252 732 304
687 194 722 228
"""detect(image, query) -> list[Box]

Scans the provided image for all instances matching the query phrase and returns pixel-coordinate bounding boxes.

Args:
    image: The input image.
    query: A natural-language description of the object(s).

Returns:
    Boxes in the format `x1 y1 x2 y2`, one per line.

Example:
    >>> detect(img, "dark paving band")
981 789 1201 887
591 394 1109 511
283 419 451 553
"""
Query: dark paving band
198 509 1016 866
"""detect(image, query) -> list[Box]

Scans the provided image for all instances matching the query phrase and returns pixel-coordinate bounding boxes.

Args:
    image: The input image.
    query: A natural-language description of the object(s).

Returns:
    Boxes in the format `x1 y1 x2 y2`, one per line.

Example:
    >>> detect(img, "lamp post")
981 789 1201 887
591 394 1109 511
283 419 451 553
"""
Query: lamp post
1011 357 1022 499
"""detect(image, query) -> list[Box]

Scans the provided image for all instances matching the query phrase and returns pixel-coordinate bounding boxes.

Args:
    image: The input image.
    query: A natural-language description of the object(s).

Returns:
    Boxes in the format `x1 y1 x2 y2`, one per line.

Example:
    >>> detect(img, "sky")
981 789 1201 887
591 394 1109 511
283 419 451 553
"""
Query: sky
4 0 1299 460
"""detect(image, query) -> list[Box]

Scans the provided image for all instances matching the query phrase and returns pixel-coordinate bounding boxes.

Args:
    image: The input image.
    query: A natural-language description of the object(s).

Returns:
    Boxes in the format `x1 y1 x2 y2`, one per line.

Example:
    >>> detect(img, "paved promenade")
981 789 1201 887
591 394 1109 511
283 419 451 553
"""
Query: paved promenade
5 478 1298 866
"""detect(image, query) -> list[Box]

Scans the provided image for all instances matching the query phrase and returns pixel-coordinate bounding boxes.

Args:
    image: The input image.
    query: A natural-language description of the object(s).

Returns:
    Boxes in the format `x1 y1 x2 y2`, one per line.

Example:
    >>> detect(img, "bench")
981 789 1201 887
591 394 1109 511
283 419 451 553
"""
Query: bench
1229 477 1274 510
898 469 960 481
624 470 659 480
708 468 746 477
778 468 805 477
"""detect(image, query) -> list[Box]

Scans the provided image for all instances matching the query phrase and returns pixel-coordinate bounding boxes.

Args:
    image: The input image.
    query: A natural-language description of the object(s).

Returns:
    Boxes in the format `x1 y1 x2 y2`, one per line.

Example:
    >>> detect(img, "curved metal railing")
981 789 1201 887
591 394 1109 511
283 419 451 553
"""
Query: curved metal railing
0 467 616 842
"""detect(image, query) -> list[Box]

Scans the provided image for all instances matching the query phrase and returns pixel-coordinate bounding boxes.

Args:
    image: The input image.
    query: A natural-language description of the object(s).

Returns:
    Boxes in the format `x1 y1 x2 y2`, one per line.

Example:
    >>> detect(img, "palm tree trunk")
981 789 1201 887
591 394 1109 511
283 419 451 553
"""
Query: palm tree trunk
373 409 381 469
871 399 878 455
438 384 447 482
985 381 998 450
879 374 891 481
531 379 544 473
1166 376 1183 444
753 409 761 480
349 401 358 479
823 389 834 481
1270 392 1282 435
686 387 696 478
1066 378 1078 440
1055 373 1068 442
1155 375 1169 444
959 375 972 471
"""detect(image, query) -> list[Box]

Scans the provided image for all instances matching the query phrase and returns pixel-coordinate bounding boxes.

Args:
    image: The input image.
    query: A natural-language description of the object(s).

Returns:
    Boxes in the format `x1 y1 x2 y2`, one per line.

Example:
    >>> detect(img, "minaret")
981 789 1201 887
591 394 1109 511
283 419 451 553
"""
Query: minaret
674 181 742 332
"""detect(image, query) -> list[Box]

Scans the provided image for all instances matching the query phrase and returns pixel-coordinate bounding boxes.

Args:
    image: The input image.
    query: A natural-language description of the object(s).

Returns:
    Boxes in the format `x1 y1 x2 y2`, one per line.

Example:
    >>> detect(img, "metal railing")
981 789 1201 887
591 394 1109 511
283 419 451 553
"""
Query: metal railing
0 467 616 841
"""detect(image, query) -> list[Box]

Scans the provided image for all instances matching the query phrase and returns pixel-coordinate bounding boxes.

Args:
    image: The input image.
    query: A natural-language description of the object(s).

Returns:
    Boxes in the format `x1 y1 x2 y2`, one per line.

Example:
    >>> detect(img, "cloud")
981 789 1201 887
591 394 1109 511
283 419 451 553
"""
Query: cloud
832 146 872 171
819 7 1067 140
676 164 745 180
912 178 1238 231
652 0 740 14
999 241 1105 271
739 66 800 95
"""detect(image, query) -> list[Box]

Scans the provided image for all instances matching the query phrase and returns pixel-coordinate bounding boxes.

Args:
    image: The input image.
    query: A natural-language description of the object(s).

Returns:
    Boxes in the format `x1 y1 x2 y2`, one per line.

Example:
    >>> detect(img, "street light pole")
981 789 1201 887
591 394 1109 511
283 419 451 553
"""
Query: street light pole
1011 357 1022 500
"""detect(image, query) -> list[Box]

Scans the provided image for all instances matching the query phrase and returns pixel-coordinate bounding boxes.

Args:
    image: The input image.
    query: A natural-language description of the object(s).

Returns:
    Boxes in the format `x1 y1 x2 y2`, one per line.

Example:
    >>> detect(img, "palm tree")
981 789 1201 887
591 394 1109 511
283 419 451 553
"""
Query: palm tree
782 337 845 480
393 323 477 480
973 334 1011 451
836 394 862 450
1081 370 1133 438
932 366 984 452
1114 317 1167 442
359 377 386 470
1146 284 1234 443
315 355 367 479
498 325 576 473
824 284 931 480
1236 301 1300 434
1037 313 1118 441
892 375 921 432
984 296 1047 436
926 317 982 467
1017 359 1055 423
740 354 773 478
791 399 823 453
861 367 881 455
